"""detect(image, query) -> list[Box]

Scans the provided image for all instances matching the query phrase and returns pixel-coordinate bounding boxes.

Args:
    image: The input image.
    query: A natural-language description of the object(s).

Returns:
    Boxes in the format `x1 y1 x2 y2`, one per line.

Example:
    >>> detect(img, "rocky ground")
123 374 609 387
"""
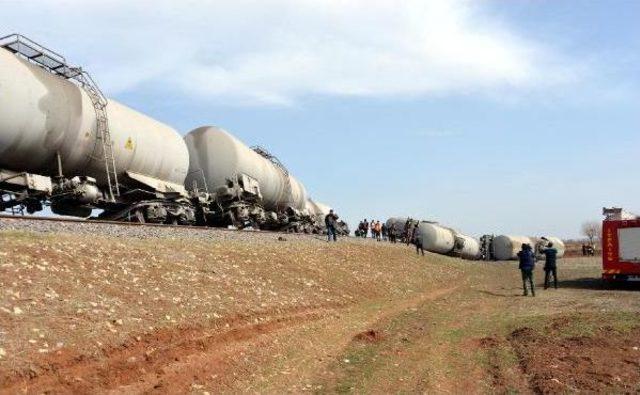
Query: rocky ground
1 218 639 394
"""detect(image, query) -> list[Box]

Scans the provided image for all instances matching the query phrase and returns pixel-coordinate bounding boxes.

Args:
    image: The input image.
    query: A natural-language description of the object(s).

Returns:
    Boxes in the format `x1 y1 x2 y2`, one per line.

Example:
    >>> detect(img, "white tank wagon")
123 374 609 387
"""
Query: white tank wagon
535 236 566 258
185 127 308 211
480 234 565 260
0 35 191 222
489 235 535 261
184 126 339 232
417 222 456 254
416 222 480 259
454 233 481 260
385 217 414 240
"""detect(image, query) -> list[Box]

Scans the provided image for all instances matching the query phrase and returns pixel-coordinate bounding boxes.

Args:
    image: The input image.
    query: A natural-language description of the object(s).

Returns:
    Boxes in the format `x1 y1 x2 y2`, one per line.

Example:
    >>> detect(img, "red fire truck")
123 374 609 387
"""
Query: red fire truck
602 207 640 281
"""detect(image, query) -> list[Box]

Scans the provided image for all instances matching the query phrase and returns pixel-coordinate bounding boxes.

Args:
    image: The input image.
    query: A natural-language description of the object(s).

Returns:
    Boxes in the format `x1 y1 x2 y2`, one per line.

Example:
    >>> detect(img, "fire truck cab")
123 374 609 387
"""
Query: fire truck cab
602 207 640 281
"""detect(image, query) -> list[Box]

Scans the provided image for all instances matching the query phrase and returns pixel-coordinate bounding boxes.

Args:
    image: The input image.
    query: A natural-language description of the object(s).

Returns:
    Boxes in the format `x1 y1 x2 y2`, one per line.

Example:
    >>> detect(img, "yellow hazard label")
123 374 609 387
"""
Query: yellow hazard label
125 137 135 150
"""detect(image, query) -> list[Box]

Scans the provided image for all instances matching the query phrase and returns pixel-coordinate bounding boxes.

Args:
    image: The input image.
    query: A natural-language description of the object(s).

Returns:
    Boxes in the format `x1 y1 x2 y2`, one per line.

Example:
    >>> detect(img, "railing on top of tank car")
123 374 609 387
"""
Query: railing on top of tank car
0 33 79 76
0 33 107 104
0 33 67 62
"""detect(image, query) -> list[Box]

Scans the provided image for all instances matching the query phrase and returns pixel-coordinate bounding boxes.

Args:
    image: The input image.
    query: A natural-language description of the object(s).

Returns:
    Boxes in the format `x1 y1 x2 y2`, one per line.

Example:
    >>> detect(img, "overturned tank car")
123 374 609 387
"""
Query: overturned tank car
416 222 480 260
480 234 565 260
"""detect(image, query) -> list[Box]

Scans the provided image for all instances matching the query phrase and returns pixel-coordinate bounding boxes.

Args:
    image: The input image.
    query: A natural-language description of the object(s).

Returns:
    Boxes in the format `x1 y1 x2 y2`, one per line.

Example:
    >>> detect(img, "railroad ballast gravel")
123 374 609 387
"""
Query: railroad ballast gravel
0 216 331 243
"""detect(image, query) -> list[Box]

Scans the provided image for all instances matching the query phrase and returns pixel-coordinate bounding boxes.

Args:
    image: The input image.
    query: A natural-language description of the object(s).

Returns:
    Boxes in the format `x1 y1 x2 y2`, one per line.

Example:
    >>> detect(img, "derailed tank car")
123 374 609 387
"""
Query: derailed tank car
480 234 565 260
386 217 480 260
416 222 480 260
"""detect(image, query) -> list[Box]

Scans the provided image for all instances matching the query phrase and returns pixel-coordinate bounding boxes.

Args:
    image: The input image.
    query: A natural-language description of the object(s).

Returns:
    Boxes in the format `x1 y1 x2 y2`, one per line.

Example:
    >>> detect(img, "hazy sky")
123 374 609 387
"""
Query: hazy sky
2 0 638 238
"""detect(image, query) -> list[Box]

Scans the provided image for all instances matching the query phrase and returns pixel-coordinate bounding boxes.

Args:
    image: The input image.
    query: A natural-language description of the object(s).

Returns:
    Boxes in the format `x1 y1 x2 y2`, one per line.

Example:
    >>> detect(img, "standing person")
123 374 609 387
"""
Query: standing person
517 244 536 296
382 223 388 241
363 219 369 239
325 210 339 242
389 223 396 243
403 219 411 244
371 220 377 239
414 224 425 256
542 242 559 289
407 222 417 246
375 221 382 241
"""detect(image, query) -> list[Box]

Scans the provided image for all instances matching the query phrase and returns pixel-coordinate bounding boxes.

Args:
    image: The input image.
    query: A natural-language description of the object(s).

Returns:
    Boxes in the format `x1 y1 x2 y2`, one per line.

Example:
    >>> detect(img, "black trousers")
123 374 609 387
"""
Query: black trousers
544 267 558 289
521 269 535 295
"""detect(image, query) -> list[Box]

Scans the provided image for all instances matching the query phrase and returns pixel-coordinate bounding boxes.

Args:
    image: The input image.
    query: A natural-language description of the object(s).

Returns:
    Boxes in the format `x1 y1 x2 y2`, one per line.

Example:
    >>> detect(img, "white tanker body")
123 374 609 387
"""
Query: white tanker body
0 41 191 221
0 47 188 191
185 126 308 212
536 236 566 258
491 235 535 260
481 235 565 261
416 222 480 259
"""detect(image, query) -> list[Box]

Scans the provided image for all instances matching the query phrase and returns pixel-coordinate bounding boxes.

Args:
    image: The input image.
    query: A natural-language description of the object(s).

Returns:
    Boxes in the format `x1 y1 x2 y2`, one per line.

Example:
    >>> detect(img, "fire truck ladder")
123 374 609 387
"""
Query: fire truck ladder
252 146 293 210
0 34 120 201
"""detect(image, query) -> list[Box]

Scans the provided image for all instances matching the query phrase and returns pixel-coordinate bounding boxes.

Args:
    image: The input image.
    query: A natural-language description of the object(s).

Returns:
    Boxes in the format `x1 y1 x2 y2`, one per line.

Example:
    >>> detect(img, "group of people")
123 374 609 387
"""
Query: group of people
518 242 559 296
355 219 386 241
355 218 419 250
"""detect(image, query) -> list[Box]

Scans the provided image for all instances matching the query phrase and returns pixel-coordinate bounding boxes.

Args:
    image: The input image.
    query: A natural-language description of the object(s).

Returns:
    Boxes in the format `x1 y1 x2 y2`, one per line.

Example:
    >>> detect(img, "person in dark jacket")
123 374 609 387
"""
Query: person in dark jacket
542 242 558 289
389 223 397 243
414 225 425 256
517 243 535 296
325 210 338 242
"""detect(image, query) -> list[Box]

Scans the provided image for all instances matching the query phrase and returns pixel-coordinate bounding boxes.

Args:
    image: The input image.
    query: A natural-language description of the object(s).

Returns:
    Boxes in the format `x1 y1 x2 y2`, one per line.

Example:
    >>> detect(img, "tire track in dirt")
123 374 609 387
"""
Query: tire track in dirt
0 304 343 395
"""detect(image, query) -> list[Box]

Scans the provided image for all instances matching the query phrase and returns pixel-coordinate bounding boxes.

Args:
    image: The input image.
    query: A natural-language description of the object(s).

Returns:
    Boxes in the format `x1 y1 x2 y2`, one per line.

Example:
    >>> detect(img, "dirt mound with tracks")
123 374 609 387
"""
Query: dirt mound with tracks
0 230 459 393
2 228 640 394
509 321 640 394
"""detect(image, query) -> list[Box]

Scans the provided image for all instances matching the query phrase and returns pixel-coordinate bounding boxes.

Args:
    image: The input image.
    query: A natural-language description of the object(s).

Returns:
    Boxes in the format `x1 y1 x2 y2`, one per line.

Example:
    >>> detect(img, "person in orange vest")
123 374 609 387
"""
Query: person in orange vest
374 221 382 241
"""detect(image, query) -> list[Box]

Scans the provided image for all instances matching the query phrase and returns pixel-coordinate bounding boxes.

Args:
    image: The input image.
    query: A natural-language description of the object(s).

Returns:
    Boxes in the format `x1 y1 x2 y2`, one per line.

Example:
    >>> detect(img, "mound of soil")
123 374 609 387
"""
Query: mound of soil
509 323 640 393
354 329 384 343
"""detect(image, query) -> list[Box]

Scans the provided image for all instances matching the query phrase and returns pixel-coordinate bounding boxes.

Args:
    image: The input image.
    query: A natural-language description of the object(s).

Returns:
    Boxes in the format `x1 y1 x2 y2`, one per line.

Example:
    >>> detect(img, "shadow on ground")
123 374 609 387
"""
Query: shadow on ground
477 290 522 298
557 278 640 291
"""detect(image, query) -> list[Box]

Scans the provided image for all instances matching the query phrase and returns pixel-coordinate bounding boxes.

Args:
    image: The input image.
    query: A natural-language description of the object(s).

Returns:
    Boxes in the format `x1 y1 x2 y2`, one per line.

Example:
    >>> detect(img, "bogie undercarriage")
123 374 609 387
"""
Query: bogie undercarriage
1 168 334 234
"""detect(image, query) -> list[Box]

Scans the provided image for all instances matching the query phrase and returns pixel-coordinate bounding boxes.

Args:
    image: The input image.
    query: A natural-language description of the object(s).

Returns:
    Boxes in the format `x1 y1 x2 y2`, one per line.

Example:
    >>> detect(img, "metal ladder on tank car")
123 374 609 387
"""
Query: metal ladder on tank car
251 146 294 211
0 34 120 201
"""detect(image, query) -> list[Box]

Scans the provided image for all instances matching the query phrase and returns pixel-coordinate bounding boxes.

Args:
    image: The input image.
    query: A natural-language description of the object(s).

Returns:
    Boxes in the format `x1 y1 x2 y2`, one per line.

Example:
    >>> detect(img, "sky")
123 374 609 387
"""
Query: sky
2 0 638 238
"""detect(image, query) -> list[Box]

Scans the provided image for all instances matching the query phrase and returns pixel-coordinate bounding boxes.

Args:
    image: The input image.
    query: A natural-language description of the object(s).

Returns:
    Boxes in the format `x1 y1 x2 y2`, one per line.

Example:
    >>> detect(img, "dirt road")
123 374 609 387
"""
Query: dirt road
1 230 639 394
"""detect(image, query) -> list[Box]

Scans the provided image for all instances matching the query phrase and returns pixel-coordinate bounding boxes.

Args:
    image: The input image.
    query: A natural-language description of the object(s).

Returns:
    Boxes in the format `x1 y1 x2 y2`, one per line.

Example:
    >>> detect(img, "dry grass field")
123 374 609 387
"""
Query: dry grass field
1 229 639 394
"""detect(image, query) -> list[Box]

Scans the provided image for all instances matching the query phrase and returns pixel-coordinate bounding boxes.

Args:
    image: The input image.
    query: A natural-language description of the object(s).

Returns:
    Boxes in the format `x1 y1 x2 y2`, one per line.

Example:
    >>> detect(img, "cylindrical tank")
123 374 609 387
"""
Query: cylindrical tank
417 222 456 254
385 217 409 234
455 233 481 260
184 126 308 211
0 47 189 188
539 236 566 258
492 235 534 260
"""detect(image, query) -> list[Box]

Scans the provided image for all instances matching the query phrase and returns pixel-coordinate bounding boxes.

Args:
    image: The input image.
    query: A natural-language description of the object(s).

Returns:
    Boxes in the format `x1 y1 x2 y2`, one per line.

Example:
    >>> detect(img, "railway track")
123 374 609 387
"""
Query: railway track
0 213 335 242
